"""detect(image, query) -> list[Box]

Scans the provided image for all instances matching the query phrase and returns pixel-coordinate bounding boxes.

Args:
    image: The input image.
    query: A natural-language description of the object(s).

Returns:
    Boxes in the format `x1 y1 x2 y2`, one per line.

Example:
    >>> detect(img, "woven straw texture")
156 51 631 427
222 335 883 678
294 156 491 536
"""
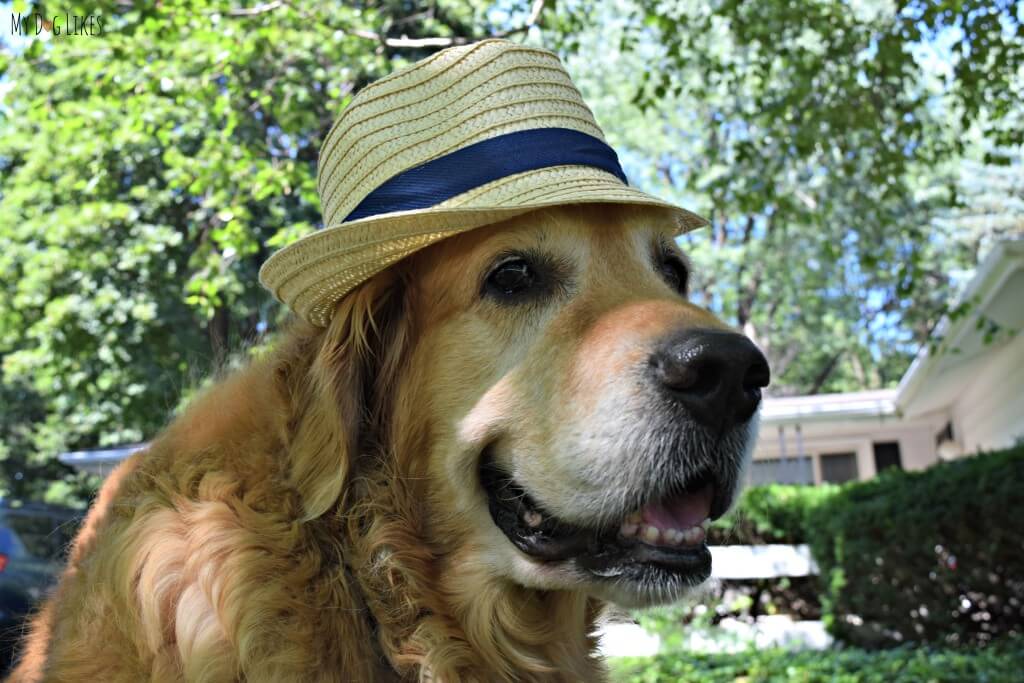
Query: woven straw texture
259 39 707 327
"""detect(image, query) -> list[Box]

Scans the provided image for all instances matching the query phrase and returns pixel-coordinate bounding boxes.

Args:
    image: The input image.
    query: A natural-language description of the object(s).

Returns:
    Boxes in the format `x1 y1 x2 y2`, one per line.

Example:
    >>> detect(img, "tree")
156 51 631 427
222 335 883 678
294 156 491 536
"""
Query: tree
1 0 1020 502
561 0 1023 394
0 0 528 502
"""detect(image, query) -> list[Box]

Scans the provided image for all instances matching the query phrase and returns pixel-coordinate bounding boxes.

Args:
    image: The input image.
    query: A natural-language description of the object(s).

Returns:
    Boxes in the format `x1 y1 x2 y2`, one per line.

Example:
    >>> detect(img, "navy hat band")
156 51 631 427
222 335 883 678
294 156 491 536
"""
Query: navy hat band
343 128 629 223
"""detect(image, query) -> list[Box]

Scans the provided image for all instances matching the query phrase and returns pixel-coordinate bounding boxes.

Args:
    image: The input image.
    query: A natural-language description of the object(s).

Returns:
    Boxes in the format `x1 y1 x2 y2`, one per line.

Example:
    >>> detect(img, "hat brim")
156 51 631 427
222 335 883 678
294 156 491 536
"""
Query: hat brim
259 166 707 327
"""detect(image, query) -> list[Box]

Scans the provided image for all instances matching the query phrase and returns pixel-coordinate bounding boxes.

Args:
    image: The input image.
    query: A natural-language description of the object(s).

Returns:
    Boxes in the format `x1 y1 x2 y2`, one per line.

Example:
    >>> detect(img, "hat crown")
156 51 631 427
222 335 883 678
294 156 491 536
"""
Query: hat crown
316 39 607 227
259 39 703 328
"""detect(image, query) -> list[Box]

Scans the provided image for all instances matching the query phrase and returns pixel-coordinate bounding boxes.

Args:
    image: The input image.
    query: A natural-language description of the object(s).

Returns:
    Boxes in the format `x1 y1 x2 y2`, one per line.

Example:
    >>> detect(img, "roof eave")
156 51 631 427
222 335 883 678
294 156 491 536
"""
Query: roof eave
896 239 1024 416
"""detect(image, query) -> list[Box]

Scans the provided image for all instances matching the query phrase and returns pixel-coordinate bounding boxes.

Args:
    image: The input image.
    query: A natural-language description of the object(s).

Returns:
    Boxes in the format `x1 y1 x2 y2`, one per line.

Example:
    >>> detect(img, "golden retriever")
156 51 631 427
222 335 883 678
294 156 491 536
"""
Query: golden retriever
10 204 768 682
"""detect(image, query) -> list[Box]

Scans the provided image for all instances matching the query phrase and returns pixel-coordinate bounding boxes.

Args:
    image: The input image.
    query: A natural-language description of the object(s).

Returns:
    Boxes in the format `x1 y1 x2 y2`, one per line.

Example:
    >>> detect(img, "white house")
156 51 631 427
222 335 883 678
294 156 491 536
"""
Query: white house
752 238 1024 485
58 444 144 478
895 238 1024 456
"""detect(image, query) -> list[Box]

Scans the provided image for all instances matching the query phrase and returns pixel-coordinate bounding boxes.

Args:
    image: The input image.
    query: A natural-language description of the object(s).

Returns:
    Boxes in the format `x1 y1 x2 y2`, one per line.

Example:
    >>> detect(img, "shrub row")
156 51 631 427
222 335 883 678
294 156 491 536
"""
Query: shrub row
807 444 1024 648
610 636 1024 683
706 482 837 545
707 444 1024 648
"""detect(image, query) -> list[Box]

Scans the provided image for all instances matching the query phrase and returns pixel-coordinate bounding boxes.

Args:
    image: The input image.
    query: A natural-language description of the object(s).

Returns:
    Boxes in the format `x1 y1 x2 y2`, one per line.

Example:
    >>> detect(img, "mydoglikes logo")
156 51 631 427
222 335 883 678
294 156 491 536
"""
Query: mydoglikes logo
9 12 103 36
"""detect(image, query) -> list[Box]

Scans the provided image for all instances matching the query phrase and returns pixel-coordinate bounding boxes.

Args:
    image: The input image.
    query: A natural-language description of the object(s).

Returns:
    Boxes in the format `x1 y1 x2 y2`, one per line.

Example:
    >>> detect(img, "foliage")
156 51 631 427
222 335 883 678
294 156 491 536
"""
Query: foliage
807 444 1024 648
704 481 836 622
708 482 838 545
610 636 1024 683
566 0 1023 394
0 0 1021 504
0 0 518 503
632 588 747 652
701 447 1024 645
935 144 1024 267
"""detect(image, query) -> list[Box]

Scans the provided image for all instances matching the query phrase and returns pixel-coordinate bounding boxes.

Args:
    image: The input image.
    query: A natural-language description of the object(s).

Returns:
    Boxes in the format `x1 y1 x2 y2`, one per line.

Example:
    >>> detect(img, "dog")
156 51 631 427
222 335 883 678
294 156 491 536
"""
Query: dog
10 41 768 682
10 205 767 682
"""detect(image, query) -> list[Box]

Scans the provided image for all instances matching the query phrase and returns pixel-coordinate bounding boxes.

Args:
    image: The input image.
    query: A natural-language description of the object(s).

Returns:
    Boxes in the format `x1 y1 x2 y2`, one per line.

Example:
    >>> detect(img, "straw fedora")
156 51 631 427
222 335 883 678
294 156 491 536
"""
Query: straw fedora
259 38 707 326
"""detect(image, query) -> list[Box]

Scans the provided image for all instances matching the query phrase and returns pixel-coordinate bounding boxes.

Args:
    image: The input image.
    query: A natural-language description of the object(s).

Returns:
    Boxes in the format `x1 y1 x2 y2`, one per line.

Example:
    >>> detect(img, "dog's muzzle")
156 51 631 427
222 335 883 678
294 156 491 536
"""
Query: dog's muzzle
481 326 769 592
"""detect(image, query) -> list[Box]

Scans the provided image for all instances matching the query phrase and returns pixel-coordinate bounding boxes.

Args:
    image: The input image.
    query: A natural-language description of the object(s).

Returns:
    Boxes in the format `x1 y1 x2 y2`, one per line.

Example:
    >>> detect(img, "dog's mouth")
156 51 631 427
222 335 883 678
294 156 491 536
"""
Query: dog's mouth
480 452 729 584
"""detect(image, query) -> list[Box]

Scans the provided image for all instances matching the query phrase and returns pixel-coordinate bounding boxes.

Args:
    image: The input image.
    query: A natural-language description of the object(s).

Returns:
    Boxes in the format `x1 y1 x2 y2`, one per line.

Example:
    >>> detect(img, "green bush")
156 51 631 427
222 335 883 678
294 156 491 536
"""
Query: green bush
610 637 1024 683
702 483 838 622
806 445 1024 648
708 483 839 545
706 445 1024 647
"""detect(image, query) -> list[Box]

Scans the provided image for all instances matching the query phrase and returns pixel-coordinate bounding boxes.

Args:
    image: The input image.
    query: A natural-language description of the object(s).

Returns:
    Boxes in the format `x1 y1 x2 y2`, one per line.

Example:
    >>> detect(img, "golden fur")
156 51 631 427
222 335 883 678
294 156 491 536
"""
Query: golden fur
9 205 735 682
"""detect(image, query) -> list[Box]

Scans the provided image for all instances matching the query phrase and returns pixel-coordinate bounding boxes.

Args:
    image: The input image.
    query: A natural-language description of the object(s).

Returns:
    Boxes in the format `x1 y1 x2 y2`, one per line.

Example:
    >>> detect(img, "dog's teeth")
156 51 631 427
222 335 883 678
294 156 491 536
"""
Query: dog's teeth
700 518 712 530
666 529 683 545
523 510 543 528
619 522 638 538
681 526 706 545
642 525 661 544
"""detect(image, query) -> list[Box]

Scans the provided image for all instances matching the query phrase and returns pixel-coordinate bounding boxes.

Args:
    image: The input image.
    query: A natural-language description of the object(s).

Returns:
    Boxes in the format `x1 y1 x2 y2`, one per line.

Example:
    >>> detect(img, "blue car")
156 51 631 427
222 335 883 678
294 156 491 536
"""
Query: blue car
0 502 81 674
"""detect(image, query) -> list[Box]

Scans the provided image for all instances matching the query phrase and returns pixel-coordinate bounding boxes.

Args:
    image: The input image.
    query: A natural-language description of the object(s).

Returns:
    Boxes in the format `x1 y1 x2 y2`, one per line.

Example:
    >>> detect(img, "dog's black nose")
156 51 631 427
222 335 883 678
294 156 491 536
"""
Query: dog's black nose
649 328 770 432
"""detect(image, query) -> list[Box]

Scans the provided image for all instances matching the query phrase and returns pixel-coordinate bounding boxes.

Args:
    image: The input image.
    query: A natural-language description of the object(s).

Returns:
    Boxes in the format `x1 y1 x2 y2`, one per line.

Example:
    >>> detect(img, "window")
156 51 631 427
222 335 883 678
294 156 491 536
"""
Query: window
935 421 954 446
749 457 813 486
873 441 903 473
820 452 858 483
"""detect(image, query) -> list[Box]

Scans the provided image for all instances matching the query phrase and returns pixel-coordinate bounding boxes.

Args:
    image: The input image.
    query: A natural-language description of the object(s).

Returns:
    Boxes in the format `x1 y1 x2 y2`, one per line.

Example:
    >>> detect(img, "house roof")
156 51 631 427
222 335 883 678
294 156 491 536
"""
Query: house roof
896 238 1024 417
58 444 147 476
760 389 897 426
750 239 1023 427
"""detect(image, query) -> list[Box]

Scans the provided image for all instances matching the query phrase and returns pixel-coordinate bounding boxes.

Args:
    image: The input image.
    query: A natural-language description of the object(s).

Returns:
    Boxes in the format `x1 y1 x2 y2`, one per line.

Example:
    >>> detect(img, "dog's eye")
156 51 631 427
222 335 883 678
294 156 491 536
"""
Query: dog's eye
485 257 537 300
658 255 689 295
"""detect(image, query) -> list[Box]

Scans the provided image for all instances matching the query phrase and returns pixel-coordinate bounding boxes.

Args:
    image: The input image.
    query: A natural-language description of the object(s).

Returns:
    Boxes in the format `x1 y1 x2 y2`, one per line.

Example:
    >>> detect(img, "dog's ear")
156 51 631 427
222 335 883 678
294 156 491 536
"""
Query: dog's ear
276 269 410 520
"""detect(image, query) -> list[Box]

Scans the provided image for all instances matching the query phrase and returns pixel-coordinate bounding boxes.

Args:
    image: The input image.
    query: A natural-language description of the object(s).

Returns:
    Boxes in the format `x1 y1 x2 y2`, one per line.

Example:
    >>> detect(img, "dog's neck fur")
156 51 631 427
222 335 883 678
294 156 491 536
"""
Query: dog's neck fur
329 452 607 681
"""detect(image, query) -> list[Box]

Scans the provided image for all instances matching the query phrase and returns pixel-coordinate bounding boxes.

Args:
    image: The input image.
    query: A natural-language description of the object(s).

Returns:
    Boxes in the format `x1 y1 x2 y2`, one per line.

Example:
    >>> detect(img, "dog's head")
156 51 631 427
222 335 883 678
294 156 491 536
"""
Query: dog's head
287 204 768 609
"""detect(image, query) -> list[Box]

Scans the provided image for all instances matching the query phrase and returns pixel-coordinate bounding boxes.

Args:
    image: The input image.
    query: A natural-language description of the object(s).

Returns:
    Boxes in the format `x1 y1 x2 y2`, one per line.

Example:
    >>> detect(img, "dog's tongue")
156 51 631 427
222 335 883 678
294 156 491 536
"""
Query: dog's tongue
640 484 713 530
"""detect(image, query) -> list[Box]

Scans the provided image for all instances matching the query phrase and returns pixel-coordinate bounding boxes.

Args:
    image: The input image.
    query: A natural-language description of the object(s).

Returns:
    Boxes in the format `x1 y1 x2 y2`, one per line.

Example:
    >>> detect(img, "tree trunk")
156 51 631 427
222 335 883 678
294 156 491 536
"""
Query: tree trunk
808 352 843 395
209 306 230 366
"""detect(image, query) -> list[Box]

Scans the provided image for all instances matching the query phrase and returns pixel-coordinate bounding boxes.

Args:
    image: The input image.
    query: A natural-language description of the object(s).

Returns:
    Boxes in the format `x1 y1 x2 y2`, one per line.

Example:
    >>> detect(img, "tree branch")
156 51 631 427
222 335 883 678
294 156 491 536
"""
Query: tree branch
227 1 283 17
771 344 801 382
356 0 546 49
736 265 764 329
734 215 761 327
527 0 546 26
223 0 545 46
808 352 843 395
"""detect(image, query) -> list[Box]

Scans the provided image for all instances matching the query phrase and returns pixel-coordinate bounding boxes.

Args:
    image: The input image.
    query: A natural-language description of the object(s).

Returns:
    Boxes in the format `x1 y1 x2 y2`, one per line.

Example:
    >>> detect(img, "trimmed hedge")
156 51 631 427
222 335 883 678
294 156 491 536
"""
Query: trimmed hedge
610 637 1024 683
709 445 1024 648
707 483 838 545
807 445 1024 648
705 483 836 622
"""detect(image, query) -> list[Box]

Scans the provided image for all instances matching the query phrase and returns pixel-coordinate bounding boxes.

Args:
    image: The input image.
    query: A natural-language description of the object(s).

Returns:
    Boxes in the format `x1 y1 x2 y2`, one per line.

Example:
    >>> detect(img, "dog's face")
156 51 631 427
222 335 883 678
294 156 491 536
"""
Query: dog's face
390 205 768 608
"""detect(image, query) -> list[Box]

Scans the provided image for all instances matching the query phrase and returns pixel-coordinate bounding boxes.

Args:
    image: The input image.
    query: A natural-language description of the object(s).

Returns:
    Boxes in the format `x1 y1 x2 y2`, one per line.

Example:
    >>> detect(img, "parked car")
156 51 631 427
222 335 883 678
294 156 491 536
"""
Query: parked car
0 501 81 674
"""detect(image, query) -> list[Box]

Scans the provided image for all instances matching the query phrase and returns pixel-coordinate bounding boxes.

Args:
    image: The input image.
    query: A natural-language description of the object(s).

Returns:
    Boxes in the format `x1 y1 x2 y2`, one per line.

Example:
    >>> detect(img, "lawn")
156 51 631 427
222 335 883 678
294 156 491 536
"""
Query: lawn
610 637 1024 683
